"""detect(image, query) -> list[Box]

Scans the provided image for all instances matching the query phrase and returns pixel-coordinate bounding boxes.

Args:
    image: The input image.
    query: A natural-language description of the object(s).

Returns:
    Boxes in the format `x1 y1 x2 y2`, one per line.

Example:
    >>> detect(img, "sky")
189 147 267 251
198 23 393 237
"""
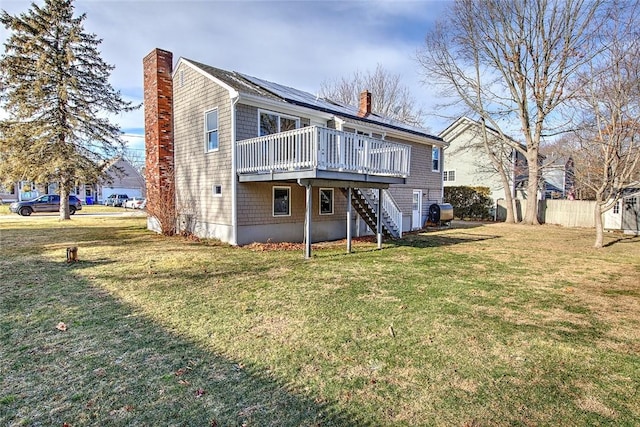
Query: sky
0 0 453 152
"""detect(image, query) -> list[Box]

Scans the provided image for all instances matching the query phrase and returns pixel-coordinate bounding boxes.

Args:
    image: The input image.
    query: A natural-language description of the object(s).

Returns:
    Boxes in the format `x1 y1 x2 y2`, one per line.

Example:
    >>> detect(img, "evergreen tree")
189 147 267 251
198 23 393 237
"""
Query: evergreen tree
0 0 136 219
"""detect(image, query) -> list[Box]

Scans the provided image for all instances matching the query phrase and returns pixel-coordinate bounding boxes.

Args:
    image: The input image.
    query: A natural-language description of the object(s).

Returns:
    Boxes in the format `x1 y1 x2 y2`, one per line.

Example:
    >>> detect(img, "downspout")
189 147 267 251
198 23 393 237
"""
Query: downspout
230 92 240 245
441 143 445 202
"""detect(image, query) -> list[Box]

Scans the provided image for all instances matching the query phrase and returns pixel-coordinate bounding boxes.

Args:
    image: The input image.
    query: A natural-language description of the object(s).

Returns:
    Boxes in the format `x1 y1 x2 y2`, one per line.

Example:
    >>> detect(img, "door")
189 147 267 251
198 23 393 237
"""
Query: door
33 195 56 212
412 190 422 230
622 196 639 233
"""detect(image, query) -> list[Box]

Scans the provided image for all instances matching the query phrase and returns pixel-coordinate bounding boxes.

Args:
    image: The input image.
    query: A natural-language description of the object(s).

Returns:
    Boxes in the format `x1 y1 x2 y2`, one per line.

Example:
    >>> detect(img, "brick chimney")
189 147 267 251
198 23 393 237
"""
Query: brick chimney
358 90 372 117
143 48 175 229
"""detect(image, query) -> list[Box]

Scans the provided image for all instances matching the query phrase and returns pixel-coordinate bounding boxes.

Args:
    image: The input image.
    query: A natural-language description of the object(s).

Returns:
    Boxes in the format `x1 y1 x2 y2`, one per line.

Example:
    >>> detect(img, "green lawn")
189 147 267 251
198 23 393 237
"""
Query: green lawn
1 216 639 426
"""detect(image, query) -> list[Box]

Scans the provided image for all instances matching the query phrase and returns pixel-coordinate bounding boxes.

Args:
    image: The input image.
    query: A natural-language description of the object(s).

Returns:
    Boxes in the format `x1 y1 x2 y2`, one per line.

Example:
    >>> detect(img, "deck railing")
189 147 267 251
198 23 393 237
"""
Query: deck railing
362 188 403 238
236 126 411 177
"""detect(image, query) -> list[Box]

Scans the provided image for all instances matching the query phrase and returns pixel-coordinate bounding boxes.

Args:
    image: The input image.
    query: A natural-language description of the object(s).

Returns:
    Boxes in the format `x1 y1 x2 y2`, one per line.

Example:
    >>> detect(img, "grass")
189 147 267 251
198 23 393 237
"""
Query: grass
1 216 639 426
0 202 133 216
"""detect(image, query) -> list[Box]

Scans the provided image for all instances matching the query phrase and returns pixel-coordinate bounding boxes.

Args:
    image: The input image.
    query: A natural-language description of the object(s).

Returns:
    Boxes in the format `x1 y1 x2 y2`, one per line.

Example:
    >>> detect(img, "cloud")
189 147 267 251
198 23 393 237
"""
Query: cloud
1 0 452 134
121 133 145 152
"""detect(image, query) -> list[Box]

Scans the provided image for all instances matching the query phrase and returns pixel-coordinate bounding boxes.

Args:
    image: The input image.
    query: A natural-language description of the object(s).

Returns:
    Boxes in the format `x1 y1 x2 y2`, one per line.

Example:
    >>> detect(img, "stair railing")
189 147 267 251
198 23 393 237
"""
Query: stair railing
359 188 402 238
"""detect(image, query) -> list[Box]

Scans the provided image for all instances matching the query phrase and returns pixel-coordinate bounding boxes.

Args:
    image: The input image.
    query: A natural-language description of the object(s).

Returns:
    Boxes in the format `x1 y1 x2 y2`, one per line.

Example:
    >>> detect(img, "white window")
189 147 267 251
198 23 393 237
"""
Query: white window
213 184 222 197
443 170 456 182
259 110 299 136
613 201 620 214
273 186 291 217
432 147 440 172
319 188 334 215
205 109 219 152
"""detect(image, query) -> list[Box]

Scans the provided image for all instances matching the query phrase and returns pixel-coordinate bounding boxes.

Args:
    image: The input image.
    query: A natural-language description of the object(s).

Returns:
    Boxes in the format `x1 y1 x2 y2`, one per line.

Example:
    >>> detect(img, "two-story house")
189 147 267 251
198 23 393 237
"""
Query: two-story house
541 156 575 200
143 49 446 256
439 116 529 205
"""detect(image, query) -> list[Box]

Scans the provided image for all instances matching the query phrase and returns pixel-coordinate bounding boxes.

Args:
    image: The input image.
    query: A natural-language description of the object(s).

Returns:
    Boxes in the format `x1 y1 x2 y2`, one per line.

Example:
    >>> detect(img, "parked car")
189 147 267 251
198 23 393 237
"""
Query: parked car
104 194 129 207
9 194 82 216
124 197 145 209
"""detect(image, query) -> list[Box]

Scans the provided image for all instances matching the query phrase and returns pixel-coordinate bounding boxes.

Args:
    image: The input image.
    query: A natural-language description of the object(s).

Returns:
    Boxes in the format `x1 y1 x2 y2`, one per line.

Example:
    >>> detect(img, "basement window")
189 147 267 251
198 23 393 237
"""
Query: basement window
319 188 334 215
273 186 291 217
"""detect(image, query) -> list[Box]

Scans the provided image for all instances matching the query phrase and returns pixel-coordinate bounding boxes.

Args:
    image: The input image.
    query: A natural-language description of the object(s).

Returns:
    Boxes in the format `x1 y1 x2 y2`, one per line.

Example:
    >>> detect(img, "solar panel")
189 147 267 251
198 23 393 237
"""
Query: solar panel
237 72 435 139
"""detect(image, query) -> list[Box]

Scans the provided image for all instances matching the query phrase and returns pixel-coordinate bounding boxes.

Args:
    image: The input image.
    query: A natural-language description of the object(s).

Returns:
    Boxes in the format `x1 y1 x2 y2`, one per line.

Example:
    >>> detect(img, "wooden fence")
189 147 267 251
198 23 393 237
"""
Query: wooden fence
496 199 597 228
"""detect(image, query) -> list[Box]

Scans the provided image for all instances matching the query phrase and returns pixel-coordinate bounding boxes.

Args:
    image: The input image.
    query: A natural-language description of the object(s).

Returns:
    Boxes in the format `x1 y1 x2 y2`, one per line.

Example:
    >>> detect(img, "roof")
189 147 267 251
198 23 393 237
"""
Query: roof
181 58 443 143
439 116 538 157
99 156 144 187
440 116 519 145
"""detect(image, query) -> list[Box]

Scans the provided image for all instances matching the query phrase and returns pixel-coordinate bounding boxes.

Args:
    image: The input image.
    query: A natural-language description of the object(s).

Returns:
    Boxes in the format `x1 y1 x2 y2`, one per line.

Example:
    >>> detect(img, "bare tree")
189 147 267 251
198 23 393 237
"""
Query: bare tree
418 0 605 225
320 64 425 127
566 2 640 248
123 148 145 175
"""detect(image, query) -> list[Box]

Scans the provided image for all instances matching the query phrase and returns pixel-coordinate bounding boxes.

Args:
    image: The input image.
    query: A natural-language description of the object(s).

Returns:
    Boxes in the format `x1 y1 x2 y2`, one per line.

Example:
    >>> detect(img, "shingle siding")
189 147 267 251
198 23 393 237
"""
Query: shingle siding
441 123 512 203
237 182 347 226
387 138 443 229
173 63 233 233
236 183 350 244
236 103 258 141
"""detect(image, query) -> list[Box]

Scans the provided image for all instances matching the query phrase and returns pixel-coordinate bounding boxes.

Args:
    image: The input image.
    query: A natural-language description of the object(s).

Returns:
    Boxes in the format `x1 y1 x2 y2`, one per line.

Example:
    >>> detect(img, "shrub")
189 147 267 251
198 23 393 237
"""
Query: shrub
444 186 493 219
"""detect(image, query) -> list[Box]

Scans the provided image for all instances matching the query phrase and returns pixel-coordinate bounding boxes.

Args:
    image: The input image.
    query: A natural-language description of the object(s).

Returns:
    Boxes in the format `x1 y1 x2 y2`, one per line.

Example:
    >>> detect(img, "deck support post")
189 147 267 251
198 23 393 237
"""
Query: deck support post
305 183 312 259
346 187 352 253
377 188 383 249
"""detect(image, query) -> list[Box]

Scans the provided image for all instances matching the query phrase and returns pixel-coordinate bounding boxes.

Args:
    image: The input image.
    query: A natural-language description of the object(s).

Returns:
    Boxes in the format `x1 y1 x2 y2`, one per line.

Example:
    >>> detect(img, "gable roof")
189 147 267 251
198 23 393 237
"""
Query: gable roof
179 58 443 144
439 116 533 155
99 156 144 187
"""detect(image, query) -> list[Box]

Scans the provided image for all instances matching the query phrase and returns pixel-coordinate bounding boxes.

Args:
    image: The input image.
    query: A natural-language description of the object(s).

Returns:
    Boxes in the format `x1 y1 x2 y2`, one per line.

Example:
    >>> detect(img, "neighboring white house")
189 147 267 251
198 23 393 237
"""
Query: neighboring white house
541 156 575 200
1 156 144 205
93 156 145 204
439 117 528 204
1 182 24 202
1 181 62 202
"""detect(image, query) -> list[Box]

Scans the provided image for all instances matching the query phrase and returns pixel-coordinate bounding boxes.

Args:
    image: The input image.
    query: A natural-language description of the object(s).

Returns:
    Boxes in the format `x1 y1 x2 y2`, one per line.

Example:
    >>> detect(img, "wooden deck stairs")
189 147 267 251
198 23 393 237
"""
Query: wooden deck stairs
340 188 401 239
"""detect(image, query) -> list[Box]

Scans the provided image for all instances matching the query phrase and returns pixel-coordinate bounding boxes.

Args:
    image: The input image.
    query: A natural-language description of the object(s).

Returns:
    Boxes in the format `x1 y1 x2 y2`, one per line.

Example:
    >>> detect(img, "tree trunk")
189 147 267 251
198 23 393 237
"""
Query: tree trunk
59 182 71 220
594 202 604 248
522 152 540 225
499 174 516 223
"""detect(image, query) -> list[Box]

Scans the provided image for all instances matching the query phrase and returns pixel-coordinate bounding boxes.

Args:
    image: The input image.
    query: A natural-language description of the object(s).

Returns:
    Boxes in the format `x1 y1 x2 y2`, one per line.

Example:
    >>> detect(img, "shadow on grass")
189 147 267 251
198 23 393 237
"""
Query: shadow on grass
603 234 640 248
0 256 365 426
390 230 501 249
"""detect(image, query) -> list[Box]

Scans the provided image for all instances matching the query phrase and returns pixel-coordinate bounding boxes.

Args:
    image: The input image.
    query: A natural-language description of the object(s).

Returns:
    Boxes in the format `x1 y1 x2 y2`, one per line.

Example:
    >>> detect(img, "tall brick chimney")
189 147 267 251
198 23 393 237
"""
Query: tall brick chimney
143 48 175 232
358 90 372 117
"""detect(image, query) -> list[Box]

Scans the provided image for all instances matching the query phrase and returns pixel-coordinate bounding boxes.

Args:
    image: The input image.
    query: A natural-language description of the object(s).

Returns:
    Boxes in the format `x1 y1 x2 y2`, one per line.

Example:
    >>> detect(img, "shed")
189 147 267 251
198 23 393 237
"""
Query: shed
604 190 640 235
